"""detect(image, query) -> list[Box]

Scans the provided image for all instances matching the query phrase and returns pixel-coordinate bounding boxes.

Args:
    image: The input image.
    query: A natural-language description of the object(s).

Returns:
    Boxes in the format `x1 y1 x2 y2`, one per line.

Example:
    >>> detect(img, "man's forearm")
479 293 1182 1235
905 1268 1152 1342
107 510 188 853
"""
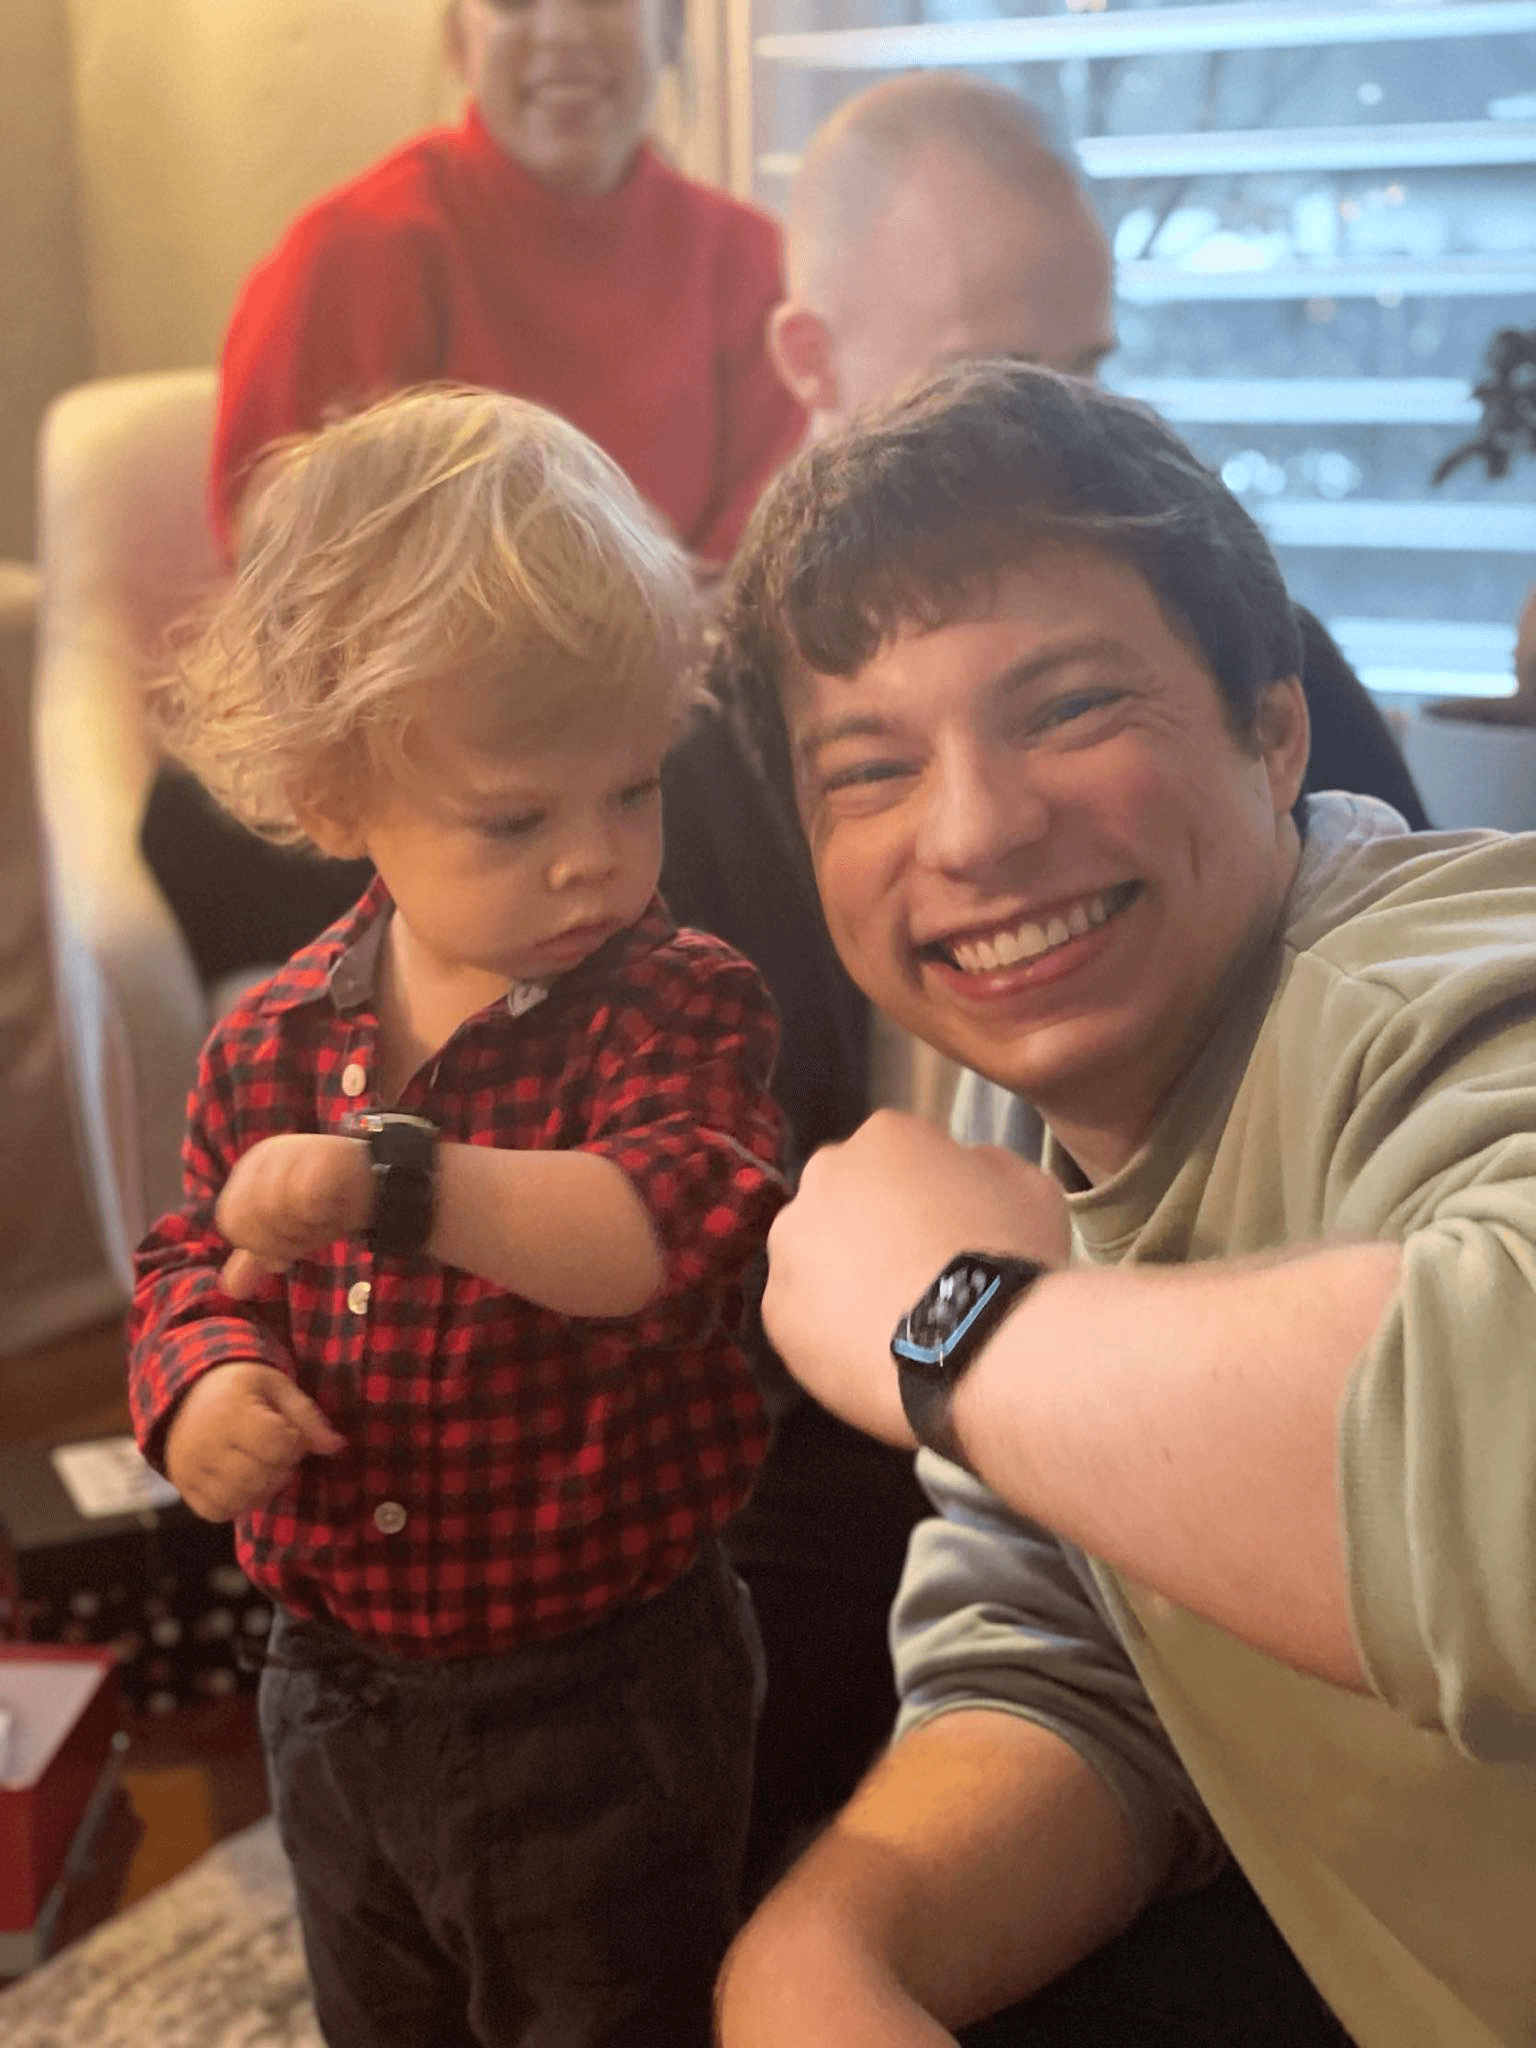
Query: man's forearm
716 1710 1147 2045
951 1240 1401 1690
431 1145 664 1316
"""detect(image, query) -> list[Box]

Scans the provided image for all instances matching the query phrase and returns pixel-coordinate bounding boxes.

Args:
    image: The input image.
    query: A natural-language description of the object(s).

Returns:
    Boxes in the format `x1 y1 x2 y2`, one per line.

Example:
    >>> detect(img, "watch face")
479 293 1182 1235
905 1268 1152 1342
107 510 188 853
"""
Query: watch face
904 1255 1005 1353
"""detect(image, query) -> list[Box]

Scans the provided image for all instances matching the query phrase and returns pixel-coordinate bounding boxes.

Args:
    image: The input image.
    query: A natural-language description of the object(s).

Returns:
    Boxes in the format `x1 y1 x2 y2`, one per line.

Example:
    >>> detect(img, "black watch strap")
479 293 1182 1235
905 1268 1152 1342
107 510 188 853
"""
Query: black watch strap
350 1112 439 1258
897 1364 975 1469
892 1253 1046 1466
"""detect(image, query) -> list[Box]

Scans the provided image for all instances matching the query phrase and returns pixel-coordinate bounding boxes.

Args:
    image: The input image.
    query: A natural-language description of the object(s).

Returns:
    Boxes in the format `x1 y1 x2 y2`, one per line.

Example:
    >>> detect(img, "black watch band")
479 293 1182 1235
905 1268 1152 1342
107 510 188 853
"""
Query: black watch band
891 1252 1046 1465
349 1112 439 1258
896 1363 975 1468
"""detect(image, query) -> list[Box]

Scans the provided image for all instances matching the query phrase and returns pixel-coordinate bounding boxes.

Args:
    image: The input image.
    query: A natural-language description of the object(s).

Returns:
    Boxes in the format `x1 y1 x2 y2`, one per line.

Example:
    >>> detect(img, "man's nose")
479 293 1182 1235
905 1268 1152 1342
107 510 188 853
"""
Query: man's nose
913 744 1048 878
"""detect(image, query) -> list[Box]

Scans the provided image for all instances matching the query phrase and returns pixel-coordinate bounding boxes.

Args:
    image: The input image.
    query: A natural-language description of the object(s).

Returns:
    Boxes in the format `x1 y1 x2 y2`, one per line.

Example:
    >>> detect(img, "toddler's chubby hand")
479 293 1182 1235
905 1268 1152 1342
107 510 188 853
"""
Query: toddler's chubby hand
165 1360 345 1521
215 1133 372 1298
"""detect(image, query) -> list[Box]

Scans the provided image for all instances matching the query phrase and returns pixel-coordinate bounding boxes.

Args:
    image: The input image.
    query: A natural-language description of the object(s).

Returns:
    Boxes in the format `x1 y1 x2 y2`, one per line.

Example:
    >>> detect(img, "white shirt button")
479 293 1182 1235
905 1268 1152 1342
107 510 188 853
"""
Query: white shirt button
346 1280 372 1316
373 1501 408 1536
341 1062 367 1098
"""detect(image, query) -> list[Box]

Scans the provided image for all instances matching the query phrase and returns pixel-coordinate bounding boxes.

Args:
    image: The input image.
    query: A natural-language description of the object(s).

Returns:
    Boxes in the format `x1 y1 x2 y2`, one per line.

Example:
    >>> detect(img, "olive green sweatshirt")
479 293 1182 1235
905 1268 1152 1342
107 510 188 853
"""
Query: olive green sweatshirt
900 794 1536 2046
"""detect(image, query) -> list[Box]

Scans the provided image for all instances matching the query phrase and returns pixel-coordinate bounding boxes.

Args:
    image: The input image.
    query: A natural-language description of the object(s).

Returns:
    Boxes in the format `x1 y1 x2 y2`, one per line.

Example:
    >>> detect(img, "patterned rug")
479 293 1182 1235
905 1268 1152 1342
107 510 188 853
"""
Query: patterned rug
0 1818 321 2048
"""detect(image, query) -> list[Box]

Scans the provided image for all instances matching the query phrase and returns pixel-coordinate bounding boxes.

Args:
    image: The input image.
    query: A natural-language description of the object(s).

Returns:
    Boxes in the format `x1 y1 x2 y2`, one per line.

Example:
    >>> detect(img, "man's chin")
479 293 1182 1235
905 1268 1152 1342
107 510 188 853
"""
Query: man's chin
907 1013 1095 1112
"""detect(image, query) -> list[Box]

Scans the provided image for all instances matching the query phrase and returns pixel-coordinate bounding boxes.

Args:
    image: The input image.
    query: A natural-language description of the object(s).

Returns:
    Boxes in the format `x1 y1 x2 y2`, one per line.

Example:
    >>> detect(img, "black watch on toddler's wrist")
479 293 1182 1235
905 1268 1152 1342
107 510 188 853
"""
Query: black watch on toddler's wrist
349 1112 439 1257
891 1252 1047 1466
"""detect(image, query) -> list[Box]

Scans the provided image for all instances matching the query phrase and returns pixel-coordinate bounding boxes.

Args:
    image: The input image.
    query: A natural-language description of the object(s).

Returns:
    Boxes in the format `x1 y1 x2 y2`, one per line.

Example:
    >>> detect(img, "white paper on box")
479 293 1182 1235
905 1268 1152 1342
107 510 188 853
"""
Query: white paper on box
50 1437 180 1520
0 1661 104 1788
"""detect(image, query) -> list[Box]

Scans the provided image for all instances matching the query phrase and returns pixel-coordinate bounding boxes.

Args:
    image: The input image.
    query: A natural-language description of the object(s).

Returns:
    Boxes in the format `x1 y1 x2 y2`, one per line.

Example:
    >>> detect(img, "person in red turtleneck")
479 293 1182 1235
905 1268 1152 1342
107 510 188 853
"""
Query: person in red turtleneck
153 0 839 1041
210 0 804 563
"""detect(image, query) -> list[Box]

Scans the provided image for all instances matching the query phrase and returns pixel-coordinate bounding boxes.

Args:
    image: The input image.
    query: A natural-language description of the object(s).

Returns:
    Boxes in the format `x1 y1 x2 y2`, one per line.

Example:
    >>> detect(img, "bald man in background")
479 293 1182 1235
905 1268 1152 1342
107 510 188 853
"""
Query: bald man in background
763 71 1426 824
771 74 1114 425
718 68 1430 1910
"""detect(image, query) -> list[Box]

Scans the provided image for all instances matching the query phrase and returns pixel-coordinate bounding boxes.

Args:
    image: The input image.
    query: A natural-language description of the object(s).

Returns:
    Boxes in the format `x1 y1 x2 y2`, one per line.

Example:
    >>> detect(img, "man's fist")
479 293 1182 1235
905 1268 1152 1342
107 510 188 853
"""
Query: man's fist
762 1110 1070 1446
165 1360 345 1521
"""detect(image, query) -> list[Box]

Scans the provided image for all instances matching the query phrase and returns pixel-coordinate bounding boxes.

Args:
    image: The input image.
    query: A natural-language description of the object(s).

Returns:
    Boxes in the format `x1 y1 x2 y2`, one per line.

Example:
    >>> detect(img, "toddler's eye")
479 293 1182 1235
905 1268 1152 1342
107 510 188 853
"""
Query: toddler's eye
480 810 543 840
616 775 662 809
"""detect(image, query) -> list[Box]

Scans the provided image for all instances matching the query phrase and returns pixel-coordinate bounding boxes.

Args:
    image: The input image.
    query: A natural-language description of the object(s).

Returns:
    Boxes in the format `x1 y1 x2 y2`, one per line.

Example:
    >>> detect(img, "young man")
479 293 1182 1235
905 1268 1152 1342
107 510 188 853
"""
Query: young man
718 68 1431 1907
713 359 1536 2047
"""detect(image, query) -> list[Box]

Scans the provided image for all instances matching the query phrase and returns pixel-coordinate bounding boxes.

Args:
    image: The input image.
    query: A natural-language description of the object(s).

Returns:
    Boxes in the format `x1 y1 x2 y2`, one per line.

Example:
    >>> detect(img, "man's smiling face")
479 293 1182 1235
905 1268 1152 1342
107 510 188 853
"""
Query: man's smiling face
788 545 1308 1174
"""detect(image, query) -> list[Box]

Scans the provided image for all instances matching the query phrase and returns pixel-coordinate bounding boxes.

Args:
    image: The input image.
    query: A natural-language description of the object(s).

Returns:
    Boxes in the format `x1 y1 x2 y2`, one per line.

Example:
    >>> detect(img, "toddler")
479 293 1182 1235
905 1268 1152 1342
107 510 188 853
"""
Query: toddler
128 388 786 2048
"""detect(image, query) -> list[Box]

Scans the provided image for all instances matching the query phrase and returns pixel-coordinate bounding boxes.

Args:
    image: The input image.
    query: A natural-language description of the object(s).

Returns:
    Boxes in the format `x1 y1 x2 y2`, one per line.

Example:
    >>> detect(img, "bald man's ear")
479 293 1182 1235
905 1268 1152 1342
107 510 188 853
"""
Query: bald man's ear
659 0 686 68
769 302 841 416
443 2 467 80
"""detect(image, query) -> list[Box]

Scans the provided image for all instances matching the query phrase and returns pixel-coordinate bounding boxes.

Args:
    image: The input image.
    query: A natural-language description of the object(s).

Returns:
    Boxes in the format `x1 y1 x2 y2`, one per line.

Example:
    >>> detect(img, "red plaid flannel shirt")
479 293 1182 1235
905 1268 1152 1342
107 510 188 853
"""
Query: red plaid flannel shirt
129 883 786 1657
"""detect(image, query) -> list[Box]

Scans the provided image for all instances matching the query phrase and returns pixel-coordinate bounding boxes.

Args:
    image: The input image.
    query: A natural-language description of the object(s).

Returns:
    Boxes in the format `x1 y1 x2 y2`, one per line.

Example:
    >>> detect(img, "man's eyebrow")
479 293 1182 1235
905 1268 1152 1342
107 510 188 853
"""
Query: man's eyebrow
797 635 1136 762
797 711 902 763
993 636 1134 695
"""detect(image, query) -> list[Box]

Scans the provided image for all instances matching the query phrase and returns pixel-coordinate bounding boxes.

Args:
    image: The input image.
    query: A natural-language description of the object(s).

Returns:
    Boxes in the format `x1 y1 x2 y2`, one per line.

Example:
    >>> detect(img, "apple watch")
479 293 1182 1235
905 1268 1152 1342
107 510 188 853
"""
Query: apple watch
349 1112 439 1257
891 1251 1046 1465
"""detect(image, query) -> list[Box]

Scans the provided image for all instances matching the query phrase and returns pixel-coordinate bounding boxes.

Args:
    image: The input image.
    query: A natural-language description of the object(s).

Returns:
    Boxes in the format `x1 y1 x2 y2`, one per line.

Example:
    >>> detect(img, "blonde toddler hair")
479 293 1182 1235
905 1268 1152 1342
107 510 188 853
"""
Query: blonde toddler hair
155 386 700 844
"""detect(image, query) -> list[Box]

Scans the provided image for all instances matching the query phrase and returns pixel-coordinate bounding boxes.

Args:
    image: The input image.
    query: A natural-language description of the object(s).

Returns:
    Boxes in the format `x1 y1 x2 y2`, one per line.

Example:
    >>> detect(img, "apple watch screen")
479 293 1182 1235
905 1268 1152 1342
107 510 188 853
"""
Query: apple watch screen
896 1254 1006 1366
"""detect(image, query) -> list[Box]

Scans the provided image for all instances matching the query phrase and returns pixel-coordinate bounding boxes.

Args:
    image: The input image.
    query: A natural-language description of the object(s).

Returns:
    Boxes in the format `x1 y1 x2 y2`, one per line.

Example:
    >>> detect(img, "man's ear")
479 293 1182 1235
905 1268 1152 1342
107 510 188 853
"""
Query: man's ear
659 0 686 69
768 301 841 416
442 1 468 81
1257 674 1311 815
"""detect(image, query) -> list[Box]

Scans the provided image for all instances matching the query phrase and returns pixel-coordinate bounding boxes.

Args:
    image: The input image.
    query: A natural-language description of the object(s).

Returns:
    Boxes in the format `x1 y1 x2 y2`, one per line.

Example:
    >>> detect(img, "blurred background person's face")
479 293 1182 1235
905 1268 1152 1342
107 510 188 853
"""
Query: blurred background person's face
452 0 673 197
774 141 1115 430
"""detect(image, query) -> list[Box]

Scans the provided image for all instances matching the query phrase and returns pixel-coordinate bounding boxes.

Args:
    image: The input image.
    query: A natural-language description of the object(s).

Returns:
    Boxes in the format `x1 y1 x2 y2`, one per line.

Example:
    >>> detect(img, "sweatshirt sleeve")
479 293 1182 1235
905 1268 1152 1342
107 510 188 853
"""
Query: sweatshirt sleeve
1318 944 1536 1763
893 1452 1227 1899
211 201 445 547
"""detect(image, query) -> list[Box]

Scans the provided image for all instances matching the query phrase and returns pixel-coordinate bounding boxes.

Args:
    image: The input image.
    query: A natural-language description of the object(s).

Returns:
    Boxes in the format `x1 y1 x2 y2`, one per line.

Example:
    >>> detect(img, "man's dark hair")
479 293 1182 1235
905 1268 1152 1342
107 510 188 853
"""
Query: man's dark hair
716 358 1304 830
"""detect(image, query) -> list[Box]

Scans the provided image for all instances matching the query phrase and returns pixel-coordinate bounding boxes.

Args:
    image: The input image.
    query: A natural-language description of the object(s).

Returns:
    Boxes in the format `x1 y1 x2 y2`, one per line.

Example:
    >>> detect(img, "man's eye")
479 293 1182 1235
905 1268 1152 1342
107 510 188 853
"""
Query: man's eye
1031 689 1124 735
820 759 913 795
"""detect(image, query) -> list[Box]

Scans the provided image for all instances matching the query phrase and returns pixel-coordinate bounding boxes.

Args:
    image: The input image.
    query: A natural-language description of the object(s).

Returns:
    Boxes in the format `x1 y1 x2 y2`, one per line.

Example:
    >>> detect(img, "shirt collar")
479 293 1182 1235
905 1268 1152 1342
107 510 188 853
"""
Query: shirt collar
256 877 678 1021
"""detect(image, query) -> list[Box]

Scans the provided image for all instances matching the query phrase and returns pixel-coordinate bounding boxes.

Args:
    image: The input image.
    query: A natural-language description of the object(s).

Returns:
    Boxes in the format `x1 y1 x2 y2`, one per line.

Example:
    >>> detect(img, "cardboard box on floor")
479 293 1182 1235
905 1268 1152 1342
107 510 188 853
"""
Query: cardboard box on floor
0 1439 270 1710
0 1646 121 1969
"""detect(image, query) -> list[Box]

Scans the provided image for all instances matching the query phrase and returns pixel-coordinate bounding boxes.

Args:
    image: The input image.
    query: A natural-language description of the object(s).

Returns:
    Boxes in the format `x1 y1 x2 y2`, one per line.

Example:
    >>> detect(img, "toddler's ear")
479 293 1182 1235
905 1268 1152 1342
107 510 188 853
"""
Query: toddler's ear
292 794 369 862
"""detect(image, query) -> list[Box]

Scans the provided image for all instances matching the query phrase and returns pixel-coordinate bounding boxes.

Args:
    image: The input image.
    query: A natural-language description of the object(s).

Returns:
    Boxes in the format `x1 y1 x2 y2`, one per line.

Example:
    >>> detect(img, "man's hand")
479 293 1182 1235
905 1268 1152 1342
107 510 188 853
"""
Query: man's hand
215 1133 371 1298
762 1111 1071 1446
165 1361 346 1521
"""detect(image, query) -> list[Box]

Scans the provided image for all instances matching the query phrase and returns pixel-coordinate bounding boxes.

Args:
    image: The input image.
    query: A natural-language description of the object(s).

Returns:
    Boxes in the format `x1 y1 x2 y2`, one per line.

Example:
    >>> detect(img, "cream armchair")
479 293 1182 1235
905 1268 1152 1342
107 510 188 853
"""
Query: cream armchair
32 370 226 1291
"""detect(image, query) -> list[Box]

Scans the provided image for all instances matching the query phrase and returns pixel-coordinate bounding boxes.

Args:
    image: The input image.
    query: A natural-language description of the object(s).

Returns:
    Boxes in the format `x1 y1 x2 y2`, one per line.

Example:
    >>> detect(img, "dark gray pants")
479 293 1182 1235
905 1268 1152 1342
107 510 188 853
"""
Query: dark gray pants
258 1544 762 2048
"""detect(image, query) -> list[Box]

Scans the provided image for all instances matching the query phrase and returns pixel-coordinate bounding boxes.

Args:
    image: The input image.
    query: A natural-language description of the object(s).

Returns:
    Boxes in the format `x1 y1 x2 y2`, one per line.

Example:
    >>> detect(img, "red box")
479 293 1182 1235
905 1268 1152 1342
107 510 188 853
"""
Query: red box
0 1645 119 1934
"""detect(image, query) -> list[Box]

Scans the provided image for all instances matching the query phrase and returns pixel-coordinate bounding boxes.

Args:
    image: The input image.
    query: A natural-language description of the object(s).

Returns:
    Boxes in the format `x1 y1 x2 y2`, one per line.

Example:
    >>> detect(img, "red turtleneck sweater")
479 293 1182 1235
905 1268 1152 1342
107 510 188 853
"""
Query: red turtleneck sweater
211 112 805 561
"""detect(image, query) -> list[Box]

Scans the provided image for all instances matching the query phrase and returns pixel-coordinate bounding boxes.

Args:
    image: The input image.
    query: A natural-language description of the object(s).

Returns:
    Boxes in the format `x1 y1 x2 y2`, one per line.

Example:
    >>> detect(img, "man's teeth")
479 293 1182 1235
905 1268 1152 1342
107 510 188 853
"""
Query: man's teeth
948 892 1115 974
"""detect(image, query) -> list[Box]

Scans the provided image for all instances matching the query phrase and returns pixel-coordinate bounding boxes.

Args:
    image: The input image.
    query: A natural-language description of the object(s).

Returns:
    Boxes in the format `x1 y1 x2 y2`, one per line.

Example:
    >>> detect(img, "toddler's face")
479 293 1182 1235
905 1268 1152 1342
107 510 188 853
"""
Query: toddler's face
354 694 670 993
